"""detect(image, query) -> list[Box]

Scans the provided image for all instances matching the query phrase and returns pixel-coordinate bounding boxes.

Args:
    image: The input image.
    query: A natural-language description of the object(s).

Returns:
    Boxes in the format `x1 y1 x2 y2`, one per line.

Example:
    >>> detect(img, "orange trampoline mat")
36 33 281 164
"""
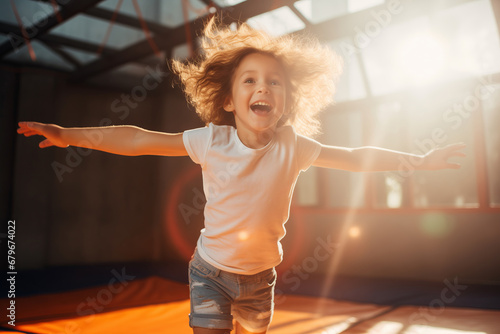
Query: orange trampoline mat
342 305 500 334
1 276 499 334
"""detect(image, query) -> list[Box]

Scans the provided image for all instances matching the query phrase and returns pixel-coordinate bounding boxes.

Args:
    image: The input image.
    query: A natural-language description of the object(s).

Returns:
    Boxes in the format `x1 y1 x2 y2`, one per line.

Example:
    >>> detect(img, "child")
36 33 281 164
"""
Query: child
17 18 465 334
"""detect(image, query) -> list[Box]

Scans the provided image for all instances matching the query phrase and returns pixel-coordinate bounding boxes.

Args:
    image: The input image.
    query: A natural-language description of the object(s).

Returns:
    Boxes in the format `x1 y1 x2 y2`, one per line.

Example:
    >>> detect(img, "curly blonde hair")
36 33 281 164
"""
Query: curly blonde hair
171 17 342 137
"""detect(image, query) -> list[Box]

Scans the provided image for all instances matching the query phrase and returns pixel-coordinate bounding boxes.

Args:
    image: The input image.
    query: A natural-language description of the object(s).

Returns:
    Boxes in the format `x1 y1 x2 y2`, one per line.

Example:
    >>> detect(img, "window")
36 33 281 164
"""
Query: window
327 38 368 102
323 110 365 208
294 0 385 24
370 102 408 208
407 92 478 208
294 0 500 211
247 6 306 37
360 0 500 96
481 84 500 207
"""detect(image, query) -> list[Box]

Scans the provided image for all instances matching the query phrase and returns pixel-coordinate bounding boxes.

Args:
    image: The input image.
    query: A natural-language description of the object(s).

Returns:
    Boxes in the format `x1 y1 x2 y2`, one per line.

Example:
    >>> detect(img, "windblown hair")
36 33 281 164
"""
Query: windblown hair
171 17 342 137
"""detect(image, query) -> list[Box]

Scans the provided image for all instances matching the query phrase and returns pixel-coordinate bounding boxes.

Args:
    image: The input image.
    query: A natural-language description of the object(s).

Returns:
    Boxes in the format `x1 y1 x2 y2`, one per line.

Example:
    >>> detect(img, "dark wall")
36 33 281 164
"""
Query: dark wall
1 69 18 229
279 211 500 284
7 67 201 269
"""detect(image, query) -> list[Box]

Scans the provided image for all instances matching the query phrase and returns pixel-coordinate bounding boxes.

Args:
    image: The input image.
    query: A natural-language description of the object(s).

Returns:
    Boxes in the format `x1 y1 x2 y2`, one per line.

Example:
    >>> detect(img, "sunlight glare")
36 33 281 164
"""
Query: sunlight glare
367 321 404 333
322 317 358 333
385 175 403 208
395 33 446 86
406 325 486 334
348 0 384 13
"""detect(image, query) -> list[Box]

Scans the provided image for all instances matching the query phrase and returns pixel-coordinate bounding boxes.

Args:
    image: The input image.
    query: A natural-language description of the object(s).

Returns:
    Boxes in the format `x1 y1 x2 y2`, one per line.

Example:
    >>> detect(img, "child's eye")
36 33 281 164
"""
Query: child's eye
271 80 281 86
244 78 255 84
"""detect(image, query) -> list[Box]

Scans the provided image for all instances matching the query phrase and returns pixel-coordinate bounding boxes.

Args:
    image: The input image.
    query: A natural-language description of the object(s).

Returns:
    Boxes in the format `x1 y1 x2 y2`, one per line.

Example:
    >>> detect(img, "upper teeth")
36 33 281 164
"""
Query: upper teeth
253 102 271 107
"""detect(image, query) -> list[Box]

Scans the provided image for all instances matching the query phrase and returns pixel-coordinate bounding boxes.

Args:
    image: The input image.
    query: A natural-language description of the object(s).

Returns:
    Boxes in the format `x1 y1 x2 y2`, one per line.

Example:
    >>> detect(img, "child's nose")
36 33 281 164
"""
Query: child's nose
257 84 270 94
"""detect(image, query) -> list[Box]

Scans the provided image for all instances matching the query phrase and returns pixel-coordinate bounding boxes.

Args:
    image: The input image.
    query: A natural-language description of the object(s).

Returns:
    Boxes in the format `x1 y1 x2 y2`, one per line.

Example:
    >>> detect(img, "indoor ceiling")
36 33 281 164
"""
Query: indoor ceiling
1 0 498 90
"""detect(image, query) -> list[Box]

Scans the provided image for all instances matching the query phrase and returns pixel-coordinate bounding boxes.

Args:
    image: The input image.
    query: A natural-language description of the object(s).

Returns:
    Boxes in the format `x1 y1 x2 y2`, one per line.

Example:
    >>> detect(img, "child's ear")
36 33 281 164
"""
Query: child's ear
223 96 235 112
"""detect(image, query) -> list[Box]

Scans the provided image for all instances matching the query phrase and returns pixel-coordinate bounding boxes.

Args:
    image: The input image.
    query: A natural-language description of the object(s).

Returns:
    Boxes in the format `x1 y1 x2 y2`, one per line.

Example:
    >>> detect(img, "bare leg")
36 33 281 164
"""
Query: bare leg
235 321 267 334
193 327 232 334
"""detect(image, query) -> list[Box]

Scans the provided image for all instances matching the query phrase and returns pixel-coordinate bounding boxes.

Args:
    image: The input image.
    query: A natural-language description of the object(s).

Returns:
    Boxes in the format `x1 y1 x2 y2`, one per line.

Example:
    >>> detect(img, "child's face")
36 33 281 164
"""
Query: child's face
224 52 287 138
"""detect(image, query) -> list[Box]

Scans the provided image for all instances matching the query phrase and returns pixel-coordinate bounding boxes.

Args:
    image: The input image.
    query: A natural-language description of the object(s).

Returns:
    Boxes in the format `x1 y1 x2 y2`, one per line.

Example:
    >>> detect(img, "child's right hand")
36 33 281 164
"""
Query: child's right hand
17 122 68 148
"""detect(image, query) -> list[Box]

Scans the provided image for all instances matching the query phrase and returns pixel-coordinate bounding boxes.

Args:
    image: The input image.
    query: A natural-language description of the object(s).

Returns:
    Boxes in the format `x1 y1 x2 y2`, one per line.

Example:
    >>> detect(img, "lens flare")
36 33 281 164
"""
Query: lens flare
238 231 249 241
349 226 361 238
419 213 455 238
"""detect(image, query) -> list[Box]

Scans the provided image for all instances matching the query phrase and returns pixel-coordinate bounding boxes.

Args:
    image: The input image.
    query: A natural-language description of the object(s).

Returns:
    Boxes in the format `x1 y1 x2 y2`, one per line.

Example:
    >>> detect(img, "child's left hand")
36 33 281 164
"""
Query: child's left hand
422 143 467 170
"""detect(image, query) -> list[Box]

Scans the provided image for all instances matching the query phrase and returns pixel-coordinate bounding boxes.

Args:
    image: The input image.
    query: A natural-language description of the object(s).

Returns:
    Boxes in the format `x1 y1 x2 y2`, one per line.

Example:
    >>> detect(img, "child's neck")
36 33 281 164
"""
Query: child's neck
236 127 275 149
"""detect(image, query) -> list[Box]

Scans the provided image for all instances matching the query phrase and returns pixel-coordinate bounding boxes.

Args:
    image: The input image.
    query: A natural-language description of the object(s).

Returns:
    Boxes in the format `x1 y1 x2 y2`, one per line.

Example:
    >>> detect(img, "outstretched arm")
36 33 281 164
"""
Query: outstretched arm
17 122 188 157
312 143 466 172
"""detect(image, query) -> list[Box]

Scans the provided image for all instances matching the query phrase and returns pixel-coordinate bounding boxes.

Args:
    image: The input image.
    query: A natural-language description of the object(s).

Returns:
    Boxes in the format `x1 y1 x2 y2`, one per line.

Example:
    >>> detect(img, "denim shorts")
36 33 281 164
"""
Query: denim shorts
188 250 277 332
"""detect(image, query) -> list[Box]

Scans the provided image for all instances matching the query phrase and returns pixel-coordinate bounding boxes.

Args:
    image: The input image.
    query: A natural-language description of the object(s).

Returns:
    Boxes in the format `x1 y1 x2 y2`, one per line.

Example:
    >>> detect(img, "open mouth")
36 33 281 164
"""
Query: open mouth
250 101 273 113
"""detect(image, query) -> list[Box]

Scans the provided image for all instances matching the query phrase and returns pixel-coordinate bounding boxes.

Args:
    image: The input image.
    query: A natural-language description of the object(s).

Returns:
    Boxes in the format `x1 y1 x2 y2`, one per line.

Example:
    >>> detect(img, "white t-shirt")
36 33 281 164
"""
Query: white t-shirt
183 123 321 274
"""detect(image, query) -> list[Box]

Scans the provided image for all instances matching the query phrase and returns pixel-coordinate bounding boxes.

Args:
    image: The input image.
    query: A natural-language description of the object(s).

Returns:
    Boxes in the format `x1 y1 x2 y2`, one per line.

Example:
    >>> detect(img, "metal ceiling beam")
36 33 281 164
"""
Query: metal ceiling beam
219 0 298 24
0 21 157 68
199 0 219 8
0 0 105 59
31 0 172 35
8 0 475 82
84 6 171 36
70 37 168 82
70 16 201 81
198 0 224 17
0 22 22 37
288 4 312 28
67 34 176 82
70 0 300 82
39 40 82 68
490 0 500 40
0 21 116 56
40 34 116 56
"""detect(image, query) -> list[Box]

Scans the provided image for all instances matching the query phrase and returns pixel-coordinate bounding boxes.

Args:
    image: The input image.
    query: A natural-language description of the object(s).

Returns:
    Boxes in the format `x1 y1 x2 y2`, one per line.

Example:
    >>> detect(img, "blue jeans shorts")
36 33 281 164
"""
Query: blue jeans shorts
188 250 277 332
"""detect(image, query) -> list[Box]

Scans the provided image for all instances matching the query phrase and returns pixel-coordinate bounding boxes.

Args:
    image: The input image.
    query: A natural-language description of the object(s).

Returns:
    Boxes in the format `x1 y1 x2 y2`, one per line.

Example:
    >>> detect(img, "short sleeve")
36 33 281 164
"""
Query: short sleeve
183 123 213 166
296 133 322 172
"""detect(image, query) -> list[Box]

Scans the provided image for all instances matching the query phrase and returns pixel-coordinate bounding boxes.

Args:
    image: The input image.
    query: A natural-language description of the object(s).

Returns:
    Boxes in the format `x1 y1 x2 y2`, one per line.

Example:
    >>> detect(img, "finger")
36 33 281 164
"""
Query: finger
18 121 35 129
17 128 39 136
39 139 53 148
17 123 32 132
26 122 42 131
20 130 40 137
18 121 29 129
23 131 40 137
17 123 41 134
17 127 29 134
22 121 44 131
